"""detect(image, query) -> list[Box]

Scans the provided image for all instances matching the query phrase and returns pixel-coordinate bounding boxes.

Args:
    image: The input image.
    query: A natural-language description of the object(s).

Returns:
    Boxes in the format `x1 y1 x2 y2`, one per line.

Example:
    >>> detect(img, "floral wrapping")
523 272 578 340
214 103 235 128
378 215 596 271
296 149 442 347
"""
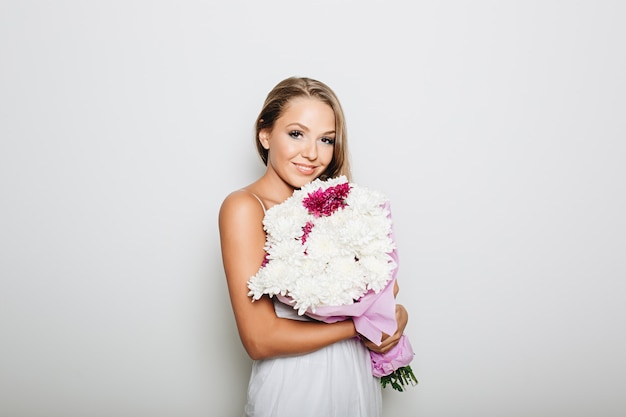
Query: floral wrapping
248 176 417 391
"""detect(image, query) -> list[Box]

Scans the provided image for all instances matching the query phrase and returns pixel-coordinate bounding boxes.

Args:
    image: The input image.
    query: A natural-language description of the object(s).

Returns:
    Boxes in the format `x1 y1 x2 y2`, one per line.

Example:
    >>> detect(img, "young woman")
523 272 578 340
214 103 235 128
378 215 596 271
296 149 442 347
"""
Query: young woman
219 76 408 417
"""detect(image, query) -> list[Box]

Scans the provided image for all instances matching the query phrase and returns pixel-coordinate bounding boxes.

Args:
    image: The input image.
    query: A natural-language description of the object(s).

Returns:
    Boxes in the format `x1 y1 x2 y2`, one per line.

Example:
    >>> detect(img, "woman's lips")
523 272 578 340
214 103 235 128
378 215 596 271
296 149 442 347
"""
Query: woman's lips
293 163 316 174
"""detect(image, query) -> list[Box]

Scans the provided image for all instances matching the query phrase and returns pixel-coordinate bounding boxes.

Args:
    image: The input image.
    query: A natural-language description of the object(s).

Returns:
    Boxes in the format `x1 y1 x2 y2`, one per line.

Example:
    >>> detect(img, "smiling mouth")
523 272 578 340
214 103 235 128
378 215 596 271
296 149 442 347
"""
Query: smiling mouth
293 163 316 174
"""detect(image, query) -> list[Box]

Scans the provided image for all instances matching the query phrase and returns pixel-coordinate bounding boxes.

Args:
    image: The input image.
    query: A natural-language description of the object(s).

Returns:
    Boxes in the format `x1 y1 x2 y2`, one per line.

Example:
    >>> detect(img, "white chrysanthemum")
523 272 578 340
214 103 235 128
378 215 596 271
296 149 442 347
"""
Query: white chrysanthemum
264 207 309 242
247 260 294 300
287 271 325 314
346 186 386 214
247 176 396 314
316 277 354 307
337 217 378 248
359 254 397 293
303 220 352 260
359 235 396 258
265 238 305 263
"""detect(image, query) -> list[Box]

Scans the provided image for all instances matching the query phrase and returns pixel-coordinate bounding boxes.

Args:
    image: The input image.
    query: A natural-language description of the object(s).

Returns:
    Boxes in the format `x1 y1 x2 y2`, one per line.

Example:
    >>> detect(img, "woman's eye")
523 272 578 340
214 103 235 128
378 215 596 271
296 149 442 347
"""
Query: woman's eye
289 130 304 139
321 137 336 145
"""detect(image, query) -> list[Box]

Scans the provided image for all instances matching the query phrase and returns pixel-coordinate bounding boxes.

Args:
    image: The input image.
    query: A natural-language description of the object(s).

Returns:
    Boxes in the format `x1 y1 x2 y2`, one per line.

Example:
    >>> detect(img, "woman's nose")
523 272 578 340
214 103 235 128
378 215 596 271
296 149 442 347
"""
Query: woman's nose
301 138 318 160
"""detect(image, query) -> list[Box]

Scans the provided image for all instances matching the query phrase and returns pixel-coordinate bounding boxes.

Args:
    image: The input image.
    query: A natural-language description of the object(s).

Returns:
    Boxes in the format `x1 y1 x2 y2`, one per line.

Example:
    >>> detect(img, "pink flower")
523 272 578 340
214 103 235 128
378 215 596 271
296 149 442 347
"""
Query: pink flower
261 252 269 267
301 221 315 244
302 182 351 217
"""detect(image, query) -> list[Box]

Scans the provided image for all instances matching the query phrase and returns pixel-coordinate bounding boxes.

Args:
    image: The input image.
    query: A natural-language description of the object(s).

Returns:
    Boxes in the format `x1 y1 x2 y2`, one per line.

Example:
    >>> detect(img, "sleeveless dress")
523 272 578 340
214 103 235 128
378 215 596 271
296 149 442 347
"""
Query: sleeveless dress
243 300 383 417
241 191 382 417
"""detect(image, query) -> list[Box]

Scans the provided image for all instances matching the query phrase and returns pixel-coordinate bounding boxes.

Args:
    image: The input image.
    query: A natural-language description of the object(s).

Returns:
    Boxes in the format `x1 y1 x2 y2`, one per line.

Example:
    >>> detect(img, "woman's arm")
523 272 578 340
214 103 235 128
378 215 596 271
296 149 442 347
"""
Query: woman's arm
219 190 357 360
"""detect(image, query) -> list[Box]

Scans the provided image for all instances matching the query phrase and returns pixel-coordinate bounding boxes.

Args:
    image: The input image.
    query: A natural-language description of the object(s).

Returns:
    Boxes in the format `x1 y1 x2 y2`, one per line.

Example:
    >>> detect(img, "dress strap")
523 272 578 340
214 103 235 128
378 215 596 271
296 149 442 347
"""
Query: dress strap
240 189 266 214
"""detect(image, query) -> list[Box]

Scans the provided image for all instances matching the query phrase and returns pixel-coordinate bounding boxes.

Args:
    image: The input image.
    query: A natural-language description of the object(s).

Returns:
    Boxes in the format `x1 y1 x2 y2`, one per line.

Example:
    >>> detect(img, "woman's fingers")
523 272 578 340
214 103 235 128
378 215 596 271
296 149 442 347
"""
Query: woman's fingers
361 303 409 353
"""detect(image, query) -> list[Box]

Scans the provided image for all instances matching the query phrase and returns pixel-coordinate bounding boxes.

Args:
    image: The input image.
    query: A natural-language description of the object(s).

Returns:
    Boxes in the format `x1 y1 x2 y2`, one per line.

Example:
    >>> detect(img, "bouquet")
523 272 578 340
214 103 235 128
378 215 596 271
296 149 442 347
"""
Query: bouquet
248 176 417 391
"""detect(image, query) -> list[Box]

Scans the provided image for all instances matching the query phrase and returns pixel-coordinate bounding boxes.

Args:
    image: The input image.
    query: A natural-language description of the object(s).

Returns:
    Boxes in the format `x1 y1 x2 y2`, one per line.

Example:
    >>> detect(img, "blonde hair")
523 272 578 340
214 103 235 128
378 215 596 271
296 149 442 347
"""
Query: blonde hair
255 76 352 181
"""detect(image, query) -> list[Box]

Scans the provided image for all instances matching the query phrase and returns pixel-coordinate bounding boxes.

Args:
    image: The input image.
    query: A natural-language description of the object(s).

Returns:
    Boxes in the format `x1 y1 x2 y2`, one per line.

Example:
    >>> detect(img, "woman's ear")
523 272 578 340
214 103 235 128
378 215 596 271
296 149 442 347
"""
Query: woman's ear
259 129 270 150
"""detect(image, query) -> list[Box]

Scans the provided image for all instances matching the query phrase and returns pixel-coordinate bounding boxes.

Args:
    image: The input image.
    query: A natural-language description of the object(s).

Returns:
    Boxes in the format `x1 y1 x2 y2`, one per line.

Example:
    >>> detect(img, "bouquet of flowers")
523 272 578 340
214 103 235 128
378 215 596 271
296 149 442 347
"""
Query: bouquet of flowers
248 176 417 391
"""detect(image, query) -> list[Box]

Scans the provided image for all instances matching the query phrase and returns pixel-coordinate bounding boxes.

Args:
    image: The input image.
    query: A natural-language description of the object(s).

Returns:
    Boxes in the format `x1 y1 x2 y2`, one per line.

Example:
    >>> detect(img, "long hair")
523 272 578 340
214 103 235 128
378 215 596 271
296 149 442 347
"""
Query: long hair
254 77 351 181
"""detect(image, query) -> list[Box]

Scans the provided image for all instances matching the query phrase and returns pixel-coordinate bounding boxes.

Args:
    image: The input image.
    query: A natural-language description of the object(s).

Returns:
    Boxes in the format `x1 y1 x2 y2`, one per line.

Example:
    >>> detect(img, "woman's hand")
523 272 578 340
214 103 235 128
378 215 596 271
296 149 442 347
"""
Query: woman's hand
361 303 408 354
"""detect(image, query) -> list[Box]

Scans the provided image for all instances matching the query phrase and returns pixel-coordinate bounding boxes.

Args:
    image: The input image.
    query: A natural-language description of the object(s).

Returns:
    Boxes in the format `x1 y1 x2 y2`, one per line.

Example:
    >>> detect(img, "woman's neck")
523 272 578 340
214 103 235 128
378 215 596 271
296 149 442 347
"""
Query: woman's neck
251 171 296 209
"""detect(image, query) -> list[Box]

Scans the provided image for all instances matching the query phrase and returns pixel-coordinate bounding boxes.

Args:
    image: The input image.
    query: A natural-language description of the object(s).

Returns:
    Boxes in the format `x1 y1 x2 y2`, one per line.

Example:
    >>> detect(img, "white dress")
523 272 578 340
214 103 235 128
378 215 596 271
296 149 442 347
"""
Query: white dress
242 299 383 417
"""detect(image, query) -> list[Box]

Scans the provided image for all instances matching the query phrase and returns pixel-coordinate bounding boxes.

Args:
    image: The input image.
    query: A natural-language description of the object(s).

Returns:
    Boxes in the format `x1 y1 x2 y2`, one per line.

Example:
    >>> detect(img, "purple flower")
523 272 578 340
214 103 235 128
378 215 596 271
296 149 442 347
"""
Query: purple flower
261 252 270 267
302 182 351 218
301 221 315 244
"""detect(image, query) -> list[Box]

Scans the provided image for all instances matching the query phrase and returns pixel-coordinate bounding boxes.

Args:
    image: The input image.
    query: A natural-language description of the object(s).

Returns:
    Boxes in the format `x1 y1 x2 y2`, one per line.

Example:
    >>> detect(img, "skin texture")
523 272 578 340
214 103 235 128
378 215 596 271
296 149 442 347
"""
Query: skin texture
219 96 408 361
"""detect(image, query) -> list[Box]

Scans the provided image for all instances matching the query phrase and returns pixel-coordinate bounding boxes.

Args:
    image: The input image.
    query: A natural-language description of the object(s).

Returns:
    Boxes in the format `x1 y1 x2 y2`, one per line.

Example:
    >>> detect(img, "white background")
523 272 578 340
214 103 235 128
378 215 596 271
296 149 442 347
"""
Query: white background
1 1 624 416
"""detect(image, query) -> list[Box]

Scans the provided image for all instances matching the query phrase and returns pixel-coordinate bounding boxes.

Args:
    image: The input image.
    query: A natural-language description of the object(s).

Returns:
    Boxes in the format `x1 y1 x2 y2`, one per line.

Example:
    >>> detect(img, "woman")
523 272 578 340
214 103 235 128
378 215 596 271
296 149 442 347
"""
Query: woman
219 76 408 417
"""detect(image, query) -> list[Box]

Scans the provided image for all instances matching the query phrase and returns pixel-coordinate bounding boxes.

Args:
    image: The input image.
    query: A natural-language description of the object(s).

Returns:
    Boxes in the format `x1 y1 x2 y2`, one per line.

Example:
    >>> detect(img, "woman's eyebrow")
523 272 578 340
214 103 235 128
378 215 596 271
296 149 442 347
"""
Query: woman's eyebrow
285 122 335 136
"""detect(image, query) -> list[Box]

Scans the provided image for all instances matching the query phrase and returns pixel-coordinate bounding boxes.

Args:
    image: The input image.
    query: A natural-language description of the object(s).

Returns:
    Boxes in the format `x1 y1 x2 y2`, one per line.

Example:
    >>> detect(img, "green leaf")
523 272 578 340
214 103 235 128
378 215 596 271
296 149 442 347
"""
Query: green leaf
379 366 418 392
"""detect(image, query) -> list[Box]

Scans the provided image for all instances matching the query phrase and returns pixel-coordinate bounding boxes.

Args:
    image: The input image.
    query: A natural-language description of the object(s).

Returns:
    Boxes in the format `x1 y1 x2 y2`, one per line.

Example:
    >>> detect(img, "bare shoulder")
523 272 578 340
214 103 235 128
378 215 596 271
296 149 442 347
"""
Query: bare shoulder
219 189 265 230
219 189 268 283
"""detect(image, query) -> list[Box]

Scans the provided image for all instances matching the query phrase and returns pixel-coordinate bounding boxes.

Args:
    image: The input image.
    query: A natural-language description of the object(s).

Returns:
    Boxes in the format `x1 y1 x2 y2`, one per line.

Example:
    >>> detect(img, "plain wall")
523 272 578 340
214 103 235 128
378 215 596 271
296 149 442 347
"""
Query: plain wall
1 1 624 416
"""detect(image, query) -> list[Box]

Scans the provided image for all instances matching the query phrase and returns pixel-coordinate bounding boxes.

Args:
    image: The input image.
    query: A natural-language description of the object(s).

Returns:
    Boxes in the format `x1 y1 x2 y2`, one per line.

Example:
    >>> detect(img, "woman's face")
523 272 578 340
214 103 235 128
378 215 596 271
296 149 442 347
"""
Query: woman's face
260 97 335 189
